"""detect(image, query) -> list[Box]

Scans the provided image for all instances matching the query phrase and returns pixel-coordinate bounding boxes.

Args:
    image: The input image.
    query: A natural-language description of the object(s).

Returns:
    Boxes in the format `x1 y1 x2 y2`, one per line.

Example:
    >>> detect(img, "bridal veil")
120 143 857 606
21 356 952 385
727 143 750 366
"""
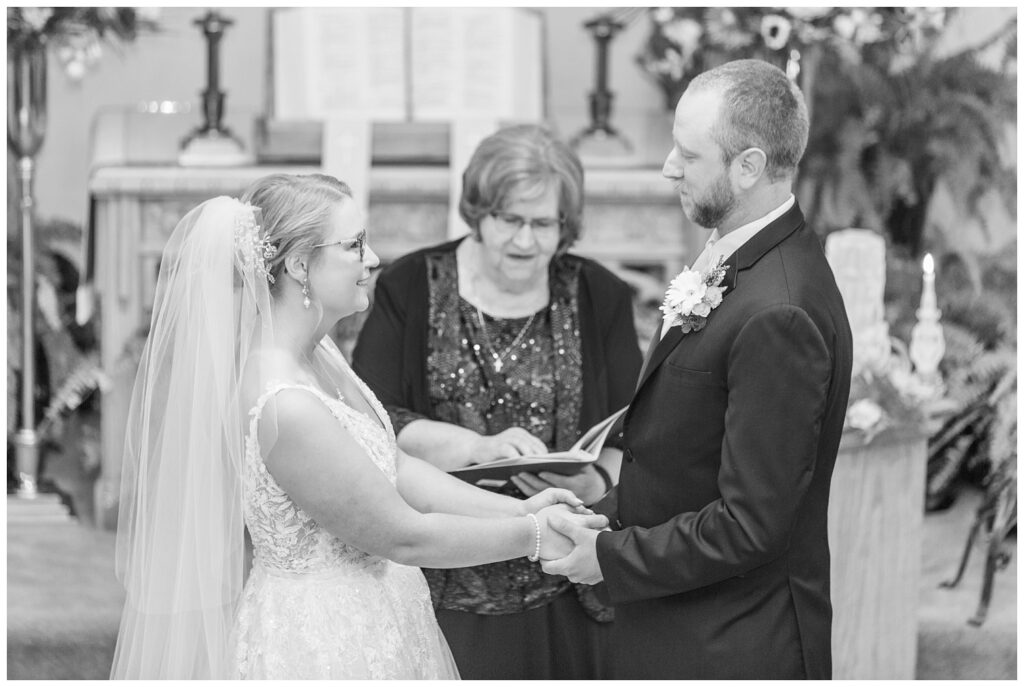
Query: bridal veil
110 197 281 678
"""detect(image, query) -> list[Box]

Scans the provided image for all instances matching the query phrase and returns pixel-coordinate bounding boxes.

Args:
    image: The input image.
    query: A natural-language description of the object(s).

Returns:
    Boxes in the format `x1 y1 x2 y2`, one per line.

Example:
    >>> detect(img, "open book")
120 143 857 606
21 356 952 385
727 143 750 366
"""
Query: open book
449 407 628 487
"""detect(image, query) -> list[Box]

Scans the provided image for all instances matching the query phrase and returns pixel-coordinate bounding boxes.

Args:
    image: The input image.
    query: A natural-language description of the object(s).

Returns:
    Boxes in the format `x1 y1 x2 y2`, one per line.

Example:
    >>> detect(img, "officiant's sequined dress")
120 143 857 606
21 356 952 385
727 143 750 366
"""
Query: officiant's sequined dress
231 368 459 679
351 241 643 678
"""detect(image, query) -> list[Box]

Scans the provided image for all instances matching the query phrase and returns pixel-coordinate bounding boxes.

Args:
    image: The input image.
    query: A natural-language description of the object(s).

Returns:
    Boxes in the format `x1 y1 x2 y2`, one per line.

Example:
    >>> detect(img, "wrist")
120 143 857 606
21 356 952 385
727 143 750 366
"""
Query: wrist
463 430 488 466
524 513 541 562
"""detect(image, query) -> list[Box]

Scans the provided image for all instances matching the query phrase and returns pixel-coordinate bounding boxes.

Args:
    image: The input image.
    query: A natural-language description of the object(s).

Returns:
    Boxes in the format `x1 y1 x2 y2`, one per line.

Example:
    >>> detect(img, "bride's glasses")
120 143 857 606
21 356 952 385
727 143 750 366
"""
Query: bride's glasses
312 231 367 261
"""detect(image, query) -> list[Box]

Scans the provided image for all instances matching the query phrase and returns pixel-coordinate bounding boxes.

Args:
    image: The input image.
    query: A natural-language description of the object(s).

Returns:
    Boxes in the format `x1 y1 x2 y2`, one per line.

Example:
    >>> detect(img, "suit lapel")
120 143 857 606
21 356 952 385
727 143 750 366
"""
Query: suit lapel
635 326 683 393
635 322 665 389
629 202 806 402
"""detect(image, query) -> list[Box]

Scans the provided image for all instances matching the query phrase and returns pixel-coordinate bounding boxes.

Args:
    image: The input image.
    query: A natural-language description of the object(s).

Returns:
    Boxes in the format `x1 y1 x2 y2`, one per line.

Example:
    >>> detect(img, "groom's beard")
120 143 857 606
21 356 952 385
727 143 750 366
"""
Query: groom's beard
689 170 737 230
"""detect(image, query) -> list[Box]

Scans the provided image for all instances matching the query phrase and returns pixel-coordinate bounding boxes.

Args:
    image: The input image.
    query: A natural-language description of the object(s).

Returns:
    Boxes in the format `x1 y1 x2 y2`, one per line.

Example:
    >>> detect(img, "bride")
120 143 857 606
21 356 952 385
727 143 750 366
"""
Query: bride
110 173 605 679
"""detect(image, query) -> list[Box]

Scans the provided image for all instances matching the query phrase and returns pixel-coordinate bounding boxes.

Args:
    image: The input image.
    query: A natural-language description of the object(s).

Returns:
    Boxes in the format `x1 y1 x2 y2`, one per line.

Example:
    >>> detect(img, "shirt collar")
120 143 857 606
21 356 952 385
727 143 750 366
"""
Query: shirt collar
706 194 795 261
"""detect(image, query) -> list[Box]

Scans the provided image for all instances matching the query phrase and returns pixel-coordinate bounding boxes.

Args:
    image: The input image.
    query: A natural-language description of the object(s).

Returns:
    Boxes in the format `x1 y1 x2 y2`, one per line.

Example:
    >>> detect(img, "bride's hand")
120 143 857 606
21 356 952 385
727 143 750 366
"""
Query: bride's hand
518 487 591 516
534 506 609 560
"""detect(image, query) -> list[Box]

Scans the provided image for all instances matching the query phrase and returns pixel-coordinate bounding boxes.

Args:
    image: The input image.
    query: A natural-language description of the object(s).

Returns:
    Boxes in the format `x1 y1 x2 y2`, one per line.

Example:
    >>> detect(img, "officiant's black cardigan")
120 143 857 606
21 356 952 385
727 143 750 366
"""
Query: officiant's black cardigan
352 237 642 450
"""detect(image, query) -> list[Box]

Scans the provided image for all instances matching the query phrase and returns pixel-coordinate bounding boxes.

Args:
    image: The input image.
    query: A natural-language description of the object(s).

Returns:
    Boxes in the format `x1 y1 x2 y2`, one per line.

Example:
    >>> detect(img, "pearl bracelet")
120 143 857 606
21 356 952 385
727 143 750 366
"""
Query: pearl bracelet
526 512 541 562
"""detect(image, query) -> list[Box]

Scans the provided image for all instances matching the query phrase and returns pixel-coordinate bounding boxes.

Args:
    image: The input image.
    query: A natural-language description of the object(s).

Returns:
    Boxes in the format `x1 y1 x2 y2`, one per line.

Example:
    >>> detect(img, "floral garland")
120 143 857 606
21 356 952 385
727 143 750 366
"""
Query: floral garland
638 7 948 109
7 7 159 80
233 205 278 284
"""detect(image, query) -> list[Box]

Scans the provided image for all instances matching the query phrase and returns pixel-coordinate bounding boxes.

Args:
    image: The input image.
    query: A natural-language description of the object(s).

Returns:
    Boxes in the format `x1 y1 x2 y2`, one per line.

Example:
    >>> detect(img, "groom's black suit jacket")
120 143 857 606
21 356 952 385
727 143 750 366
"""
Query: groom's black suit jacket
595 203 852 679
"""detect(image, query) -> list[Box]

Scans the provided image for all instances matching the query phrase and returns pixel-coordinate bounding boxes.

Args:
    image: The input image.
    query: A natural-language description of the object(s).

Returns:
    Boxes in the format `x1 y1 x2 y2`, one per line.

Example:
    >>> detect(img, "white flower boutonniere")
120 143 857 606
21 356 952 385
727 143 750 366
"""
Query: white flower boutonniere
660 255 728 334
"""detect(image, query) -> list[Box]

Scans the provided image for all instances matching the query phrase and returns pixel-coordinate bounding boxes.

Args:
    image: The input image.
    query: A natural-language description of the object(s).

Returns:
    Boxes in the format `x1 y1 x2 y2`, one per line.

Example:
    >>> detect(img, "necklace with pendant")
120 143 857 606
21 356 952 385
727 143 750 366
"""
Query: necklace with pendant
475 306 537 373
462 249 546 374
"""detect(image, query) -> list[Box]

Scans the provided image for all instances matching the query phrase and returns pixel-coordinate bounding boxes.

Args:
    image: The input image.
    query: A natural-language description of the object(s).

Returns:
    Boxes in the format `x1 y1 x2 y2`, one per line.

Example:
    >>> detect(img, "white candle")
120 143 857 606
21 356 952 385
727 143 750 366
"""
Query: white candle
921 253 937 314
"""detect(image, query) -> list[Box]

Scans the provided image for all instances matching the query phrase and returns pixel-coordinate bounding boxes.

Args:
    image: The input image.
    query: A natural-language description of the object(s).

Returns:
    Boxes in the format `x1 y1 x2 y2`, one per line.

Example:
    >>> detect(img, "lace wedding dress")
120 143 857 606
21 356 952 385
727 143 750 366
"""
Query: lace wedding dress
232 373 459 679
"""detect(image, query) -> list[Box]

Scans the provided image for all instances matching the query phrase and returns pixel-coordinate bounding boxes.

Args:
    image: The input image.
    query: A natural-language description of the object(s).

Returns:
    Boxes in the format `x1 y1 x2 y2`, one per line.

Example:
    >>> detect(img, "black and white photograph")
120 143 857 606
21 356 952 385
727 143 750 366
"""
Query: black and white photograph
6 4 1017 680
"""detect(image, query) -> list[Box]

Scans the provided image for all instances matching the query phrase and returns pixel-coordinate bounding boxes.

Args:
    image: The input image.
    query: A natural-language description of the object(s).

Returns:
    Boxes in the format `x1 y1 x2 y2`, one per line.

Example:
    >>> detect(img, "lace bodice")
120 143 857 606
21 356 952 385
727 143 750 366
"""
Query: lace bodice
234 360 459 679
243 377 398 574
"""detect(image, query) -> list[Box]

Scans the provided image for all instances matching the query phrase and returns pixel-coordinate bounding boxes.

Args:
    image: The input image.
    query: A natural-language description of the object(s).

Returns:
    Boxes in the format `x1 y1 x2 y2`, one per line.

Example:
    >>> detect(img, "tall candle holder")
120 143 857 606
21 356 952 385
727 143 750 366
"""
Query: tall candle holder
179 10 250 166
570 10 642 163
909 253 946 394
8 41 48 498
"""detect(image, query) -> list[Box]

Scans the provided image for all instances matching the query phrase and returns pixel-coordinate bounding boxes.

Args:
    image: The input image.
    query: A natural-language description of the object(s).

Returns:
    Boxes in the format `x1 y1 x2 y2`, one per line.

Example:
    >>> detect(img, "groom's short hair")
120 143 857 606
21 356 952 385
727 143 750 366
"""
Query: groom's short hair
688 59 809 181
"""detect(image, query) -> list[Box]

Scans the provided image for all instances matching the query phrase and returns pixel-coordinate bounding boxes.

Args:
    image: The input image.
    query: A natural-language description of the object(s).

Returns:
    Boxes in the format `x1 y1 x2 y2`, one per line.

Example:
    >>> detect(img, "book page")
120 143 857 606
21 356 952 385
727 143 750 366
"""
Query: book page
448 118 498 238
532 405 628 460
271 9 307 120
321 118 372 217
273 8 543 123
408 8 455 119
512 9 544 121
411 8 543 121
449 406 628 482
275 8 406 121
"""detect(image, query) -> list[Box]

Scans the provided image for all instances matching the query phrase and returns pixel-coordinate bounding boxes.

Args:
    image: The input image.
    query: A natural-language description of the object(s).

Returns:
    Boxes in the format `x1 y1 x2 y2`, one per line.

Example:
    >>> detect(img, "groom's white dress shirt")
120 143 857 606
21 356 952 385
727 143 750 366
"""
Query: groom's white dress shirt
661 194 795 340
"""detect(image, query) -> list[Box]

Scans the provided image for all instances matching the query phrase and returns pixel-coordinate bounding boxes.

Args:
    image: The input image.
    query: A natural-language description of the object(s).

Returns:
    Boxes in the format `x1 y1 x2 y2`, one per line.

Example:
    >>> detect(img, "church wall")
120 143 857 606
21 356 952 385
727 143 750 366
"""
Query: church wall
32 7 1015 229
35 8 666 227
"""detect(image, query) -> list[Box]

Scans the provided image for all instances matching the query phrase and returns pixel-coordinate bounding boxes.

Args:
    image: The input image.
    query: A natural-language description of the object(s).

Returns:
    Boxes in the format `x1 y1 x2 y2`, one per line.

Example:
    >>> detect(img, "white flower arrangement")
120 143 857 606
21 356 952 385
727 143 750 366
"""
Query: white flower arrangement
637 7 950 109
846 398 885 432
660 256 728 334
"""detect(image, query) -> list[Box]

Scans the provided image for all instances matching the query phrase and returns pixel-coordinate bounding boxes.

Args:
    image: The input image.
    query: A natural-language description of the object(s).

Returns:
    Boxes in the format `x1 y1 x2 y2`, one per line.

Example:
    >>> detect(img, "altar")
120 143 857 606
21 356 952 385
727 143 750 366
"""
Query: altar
830 427 928 679
88 162 699 528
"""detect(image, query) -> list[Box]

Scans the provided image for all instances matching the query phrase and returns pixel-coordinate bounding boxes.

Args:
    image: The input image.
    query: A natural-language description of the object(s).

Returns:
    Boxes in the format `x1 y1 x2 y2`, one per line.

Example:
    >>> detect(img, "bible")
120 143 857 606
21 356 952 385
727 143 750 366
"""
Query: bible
449 406 628 486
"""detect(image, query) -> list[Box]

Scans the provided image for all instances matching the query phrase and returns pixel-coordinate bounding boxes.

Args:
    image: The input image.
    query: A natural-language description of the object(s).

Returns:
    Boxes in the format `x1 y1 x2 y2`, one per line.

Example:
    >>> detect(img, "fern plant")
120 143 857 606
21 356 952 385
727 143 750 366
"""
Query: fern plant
924 268 1017 510
801 15 1016 251
7 217 107 488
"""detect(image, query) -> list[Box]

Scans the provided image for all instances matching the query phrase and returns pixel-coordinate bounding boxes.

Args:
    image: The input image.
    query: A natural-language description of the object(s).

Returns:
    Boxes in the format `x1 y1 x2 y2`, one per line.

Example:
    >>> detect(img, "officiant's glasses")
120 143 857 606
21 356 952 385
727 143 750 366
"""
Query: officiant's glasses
312 231 367 261
490 211 563 239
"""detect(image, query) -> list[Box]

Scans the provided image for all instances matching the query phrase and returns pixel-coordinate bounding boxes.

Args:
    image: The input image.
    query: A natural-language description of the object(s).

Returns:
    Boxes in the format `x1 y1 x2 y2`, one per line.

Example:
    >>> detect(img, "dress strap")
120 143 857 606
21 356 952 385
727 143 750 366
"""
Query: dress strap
247 382 340 437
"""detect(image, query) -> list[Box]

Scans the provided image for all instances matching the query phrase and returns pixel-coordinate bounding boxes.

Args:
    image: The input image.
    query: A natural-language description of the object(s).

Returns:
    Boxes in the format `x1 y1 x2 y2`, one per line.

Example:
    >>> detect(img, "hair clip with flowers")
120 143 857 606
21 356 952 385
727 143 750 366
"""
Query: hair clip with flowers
234 204 278 284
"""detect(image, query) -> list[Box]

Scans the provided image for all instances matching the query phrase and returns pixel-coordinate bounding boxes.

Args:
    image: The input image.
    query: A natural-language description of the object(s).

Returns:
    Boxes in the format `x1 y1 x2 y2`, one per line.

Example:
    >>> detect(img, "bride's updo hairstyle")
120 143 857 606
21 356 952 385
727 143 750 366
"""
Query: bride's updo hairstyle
241 173 353 292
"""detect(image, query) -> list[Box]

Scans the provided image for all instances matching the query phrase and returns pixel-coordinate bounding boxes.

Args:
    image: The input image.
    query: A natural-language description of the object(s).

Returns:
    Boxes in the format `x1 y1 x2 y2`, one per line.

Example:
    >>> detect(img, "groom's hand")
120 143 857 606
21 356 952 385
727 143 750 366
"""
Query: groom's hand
541 514 605 584
535 506 608 561
511 460 608 506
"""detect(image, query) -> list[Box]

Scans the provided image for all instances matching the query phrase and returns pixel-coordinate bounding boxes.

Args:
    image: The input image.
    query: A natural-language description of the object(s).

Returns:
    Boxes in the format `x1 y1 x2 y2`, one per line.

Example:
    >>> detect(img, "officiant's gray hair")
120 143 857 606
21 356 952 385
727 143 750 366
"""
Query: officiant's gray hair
459 124 584 255
241 173 353 290
688 59 809 181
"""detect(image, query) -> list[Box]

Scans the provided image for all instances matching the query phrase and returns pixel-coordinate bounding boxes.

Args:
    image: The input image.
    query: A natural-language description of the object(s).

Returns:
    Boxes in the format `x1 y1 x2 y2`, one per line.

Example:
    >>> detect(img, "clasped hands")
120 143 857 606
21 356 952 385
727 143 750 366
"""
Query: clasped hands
520 488 608 585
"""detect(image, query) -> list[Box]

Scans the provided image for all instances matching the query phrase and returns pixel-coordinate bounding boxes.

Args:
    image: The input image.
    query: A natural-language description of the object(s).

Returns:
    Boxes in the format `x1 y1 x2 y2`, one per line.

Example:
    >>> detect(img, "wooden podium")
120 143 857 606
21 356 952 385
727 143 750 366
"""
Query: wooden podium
88 163 697 529
830 427 928 679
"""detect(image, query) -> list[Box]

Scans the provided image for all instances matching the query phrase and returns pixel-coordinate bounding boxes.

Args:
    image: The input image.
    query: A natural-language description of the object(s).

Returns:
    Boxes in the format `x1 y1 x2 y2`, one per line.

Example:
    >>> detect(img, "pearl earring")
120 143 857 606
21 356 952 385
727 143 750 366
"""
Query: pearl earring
302 276 311 309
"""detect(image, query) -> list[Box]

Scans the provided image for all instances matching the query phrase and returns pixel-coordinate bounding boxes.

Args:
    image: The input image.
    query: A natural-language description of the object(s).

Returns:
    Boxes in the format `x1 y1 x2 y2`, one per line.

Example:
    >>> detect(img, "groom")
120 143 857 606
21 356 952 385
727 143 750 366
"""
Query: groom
544 59 853 679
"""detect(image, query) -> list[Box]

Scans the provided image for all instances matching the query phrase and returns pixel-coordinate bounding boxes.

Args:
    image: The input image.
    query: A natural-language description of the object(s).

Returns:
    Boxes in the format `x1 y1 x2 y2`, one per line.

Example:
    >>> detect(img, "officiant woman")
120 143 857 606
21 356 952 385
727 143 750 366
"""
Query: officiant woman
352 123 641 679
